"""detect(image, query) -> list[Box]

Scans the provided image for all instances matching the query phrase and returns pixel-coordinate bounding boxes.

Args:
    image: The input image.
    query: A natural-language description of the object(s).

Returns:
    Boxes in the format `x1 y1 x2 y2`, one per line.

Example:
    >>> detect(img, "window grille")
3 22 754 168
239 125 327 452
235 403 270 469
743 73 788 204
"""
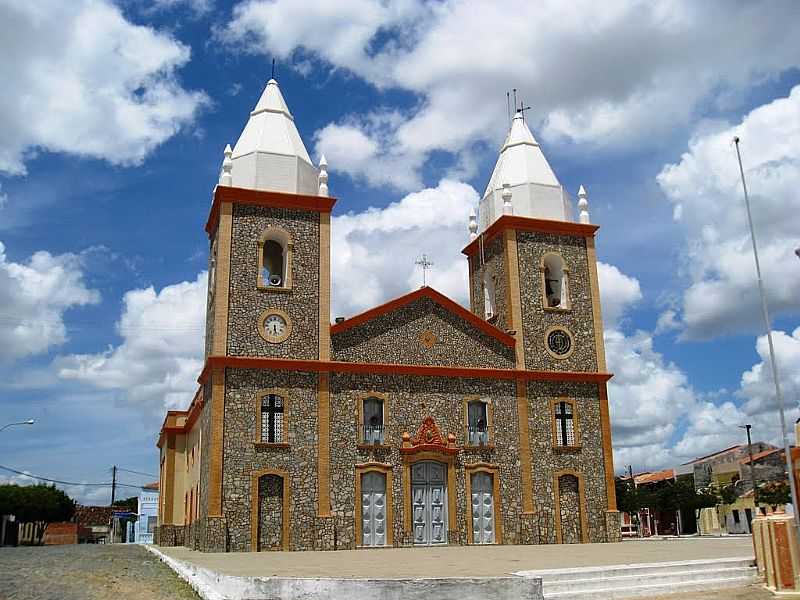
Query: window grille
555 401 575 446
468 401 489 445
261 394 284 443
363 398 384 444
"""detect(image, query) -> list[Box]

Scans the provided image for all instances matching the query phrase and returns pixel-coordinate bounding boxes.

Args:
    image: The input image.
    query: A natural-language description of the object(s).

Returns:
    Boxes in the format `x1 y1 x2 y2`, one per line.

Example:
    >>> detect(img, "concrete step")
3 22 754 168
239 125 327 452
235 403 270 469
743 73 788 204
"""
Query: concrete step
515 556 754 582
542 566 757 594
545 574 757 599
514 556 757 600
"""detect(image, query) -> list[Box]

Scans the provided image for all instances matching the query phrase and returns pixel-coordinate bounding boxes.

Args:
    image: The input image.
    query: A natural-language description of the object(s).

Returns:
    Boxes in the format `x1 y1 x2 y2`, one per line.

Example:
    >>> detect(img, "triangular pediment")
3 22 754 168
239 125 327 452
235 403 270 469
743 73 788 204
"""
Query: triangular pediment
330 287 516 369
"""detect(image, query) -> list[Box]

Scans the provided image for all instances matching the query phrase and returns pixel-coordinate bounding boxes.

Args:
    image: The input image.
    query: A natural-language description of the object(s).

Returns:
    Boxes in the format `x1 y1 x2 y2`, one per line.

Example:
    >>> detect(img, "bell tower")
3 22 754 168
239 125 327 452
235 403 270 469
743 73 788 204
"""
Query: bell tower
465 110 605 375
464 110 618 540
205 78 334 363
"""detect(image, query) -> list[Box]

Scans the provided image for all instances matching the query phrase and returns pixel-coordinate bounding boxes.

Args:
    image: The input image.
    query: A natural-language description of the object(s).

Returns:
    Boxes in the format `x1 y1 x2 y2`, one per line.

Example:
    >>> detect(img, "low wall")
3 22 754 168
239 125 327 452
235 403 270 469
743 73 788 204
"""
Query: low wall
147 546 543 600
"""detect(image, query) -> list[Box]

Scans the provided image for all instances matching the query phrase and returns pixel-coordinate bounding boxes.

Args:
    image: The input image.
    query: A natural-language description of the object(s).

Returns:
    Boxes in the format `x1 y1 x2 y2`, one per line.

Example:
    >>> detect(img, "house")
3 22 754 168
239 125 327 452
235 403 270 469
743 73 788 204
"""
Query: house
135 483 159 544
74 506 112 544
155 78 618 552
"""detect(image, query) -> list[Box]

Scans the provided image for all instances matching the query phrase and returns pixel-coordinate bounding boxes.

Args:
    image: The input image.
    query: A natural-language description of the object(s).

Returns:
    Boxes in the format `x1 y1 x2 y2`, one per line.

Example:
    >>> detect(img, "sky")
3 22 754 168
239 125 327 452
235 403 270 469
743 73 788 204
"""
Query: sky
0 0 799 504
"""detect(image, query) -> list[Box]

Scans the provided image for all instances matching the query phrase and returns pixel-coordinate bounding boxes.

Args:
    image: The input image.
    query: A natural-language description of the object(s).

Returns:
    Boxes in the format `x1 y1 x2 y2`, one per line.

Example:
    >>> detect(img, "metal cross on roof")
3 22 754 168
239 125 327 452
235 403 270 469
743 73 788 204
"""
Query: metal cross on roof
415 254 434 287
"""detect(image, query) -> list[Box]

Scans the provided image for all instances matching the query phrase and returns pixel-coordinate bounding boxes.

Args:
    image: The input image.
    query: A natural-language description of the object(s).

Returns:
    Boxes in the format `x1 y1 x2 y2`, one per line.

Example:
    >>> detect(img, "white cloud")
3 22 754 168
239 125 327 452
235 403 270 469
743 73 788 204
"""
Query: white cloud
597 262 642 329
331 179 478 317
148 0 213 16
0 241 100 361
0 0 208 175
0 184 6 209
220 0 800 189
657 85 800 339
57 273 207 412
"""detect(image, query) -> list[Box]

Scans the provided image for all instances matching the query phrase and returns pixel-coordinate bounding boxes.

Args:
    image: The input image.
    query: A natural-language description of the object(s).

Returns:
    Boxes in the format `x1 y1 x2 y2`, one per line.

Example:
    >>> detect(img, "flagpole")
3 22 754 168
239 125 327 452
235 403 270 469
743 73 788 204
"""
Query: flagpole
733 136 800 531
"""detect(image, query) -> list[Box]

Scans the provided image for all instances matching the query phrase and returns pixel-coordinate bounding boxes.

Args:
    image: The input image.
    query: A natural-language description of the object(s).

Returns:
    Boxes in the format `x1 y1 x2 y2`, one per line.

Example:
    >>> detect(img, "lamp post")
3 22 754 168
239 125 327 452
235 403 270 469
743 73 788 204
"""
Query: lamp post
733 137 799 532
0 419 34 433
739 424 758 505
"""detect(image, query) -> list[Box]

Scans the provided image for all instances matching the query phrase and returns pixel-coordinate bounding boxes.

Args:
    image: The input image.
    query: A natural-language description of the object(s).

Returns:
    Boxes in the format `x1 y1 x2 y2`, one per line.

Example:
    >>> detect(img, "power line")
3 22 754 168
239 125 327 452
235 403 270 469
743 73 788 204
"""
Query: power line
0 464 147 490
117 467 157 479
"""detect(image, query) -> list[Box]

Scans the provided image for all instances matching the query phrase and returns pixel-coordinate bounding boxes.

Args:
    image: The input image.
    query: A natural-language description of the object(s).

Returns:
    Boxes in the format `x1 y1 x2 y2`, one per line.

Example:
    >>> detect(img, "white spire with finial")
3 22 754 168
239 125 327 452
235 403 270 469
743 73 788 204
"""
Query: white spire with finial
502 182 513 215
478 109 572 231
468 208 478 240
229 77 319 194
219 144 233 186
577 185 590 224
318 154 329 197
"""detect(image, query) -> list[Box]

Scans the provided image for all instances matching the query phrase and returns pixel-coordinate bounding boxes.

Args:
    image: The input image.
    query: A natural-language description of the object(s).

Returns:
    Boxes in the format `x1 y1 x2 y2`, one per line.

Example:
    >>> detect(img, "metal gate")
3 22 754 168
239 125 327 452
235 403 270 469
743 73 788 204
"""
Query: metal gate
470 471 495 544
361 471 387 547
411 461 447 545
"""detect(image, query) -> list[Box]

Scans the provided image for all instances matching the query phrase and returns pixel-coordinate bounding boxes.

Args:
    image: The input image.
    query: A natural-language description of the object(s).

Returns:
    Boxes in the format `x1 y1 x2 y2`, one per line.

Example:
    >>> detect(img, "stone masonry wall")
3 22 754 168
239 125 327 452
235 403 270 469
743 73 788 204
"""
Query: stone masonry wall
222 368 319 552
468 236 509 332
227 204 320 359
516 231 598 372
332 297 514 369
205 236 216 359
527 380 609 543
329 373 523 548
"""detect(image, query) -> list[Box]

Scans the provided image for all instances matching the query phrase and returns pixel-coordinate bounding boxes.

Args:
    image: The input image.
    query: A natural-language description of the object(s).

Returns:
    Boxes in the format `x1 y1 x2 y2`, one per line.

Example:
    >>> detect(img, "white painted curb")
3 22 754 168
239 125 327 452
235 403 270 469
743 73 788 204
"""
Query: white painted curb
147 546 542 600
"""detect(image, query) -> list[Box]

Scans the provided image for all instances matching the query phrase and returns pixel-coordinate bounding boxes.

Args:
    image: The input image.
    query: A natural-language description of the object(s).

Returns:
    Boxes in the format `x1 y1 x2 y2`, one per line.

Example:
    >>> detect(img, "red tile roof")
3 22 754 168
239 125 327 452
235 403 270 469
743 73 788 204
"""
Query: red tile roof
635 469 675 485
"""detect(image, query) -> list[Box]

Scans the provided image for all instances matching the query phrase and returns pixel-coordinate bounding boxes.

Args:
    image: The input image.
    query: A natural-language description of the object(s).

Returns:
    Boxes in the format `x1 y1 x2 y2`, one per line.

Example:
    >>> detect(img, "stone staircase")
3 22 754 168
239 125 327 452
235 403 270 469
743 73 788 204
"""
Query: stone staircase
514 556 757 599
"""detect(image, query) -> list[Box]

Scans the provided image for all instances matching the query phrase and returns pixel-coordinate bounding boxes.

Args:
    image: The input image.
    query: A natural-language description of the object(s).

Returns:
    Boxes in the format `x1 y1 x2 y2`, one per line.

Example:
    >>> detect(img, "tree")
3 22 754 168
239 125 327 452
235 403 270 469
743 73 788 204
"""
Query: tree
112 496 138 512
758 480 790 506
0 484 75 544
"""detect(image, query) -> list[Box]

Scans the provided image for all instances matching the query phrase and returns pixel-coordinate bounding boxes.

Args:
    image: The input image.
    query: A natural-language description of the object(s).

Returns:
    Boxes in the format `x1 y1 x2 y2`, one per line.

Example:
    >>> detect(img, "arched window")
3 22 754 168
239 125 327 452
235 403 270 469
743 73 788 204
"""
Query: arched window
257 228 292 290
483 272 496 320
542 253 569 309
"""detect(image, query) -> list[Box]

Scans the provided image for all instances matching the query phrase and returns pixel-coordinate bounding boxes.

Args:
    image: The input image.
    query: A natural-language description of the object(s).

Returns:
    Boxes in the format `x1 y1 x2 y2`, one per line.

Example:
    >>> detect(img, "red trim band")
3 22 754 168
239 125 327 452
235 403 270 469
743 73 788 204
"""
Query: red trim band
206 185 337 237
462 215 599 257
197 355 613 385
330 286 515 348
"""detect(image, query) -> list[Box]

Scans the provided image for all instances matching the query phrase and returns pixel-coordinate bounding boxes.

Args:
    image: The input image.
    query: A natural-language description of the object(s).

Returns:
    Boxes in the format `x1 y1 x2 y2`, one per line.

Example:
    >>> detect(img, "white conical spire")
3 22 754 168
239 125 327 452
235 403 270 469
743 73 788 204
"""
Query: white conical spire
228 79 319 195
478 111 572 231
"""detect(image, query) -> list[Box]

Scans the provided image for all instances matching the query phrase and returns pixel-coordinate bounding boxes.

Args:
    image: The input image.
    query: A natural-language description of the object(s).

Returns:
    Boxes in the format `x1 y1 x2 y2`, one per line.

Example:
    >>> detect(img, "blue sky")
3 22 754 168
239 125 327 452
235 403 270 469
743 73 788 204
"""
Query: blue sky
1 0 799 504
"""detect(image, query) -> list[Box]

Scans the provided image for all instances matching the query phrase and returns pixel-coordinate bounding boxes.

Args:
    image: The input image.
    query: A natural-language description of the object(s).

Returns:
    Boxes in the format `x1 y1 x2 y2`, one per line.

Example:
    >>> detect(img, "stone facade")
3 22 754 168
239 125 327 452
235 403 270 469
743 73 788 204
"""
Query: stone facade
227 204 320 360
332 296 514 368
516 231 598 373
157 191 618 554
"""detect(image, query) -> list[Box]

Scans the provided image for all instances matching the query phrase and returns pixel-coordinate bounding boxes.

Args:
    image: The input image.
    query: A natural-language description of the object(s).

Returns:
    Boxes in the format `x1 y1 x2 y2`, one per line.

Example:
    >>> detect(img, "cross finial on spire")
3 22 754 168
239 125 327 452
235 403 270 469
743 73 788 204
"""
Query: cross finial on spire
271 58 275 80
415 254 434 287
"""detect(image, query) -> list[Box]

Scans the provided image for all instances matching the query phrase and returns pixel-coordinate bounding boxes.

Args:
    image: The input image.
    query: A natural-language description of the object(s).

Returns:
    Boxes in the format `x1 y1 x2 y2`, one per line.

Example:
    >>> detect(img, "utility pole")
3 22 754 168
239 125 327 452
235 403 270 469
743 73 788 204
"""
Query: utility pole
733 137 800 534
740 424 758 505
111 465 117 507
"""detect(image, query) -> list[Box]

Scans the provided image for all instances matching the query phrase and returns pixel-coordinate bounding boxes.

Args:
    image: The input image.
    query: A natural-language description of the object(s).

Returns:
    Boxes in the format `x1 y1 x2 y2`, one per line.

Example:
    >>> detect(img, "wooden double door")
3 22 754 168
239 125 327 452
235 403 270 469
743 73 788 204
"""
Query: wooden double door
411 461 448 545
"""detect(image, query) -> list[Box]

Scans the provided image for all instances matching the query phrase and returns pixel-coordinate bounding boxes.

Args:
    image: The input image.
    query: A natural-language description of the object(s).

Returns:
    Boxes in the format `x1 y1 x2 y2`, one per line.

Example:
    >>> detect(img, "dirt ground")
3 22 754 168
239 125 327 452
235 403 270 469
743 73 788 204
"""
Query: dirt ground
646 586 772 600
0 544 199 600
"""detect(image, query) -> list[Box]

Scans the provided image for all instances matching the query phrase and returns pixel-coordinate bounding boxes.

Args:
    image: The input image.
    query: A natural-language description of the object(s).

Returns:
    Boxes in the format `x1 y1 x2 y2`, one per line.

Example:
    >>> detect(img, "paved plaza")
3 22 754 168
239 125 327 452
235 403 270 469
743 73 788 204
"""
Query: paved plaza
158 536 754 578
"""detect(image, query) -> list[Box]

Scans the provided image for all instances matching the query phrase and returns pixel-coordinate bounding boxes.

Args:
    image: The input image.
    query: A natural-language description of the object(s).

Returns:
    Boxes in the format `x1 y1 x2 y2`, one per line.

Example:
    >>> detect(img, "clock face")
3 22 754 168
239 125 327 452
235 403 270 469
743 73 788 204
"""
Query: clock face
259 310 292 343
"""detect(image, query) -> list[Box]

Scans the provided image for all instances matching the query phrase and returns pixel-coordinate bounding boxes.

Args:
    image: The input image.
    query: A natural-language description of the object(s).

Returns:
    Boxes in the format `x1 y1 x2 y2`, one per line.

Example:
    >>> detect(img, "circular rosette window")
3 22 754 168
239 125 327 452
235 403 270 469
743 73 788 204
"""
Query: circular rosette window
545 326 574 359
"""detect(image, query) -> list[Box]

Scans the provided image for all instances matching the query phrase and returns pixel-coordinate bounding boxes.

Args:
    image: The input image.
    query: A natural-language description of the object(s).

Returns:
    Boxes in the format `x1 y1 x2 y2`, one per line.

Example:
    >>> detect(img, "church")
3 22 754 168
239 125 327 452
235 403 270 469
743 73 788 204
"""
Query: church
155 78 620 552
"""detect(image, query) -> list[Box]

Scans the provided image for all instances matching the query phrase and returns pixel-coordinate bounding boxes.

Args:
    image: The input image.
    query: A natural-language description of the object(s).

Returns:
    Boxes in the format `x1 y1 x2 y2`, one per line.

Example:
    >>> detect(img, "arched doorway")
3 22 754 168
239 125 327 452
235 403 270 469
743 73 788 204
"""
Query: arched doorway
411 461 448 545
557 473 582 544
257 474 284 551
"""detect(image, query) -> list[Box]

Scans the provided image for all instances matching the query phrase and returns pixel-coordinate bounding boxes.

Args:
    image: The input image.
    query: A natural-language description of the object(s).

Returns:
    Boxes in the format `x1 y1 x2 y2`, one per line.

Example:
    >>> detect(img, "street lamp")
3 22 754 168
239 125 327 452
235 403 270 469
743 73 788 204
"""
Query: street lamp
0 419 35 433
733 137 799 532
739 424 758 505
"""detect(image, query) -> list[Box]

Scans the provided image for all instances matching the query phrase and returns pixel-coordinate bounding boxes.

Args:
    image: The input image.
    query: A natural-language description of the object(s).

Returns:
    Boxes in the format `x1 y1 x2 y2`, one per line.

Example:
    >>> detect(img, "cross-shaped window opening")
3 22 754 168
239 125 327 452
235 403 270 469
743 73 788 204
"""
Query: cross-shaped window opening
261 394 284 443
555 401 575 446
